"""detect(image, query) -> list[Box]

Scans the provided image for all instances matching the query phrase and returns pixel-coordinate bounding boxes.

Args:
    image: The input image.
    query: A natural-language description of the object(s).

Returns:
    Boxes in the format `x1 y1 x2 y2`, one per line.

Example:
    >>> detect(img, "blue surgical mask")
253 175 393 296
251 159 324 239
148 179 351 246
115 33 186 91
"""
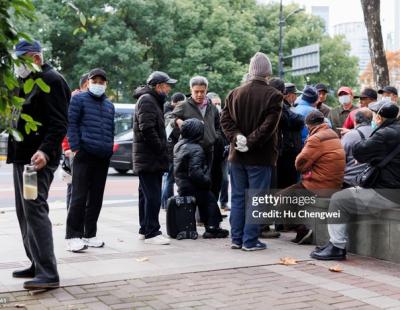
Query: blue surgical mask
371 120 378 130
89 83 106 97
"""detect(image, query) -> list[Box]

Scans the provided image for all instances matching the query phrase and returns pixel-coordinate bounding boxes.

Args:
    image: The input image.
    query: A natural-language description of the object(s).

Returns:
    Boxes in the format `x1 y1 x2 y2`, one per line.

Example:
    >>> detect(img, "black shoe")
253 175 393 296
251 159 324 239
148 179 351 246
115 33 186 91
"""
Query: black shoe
310 242 346 260
203 227 229 239
12 265 35 278
23 277 60 290
314 242 331 252
290 229 313 245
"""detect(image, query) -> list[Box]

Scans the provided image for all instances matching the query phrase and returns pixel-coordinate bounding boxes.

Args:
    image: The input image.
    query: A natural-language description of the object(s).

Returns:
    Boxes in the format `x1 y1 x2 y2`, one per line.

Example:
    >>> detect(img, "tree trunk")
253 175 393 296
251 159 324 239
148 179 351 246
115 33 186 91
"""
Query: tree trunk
360 0 390 88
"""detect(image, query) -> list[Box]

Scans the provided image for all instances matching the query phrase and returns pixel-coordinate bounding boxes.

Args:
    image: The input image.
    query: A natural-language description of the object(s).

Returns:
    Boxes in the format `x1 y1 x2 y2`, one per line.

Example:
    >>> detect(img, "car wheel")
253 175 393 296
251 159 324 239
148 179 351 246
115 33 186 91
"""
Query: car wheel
115 168 129 174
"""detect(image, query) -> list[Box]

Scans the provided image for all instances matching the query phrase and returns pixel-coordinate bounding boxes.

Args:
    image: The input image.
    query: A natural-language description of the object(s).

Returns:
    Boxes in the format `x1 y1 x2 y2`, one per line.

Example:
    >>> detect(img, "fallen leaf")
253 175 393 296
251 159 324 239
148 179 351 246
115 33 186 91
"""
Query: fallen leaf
329 265 343 272
135 257 149 262
14 304 26 308
279 257 297 265
117 239 124 242
0 211 5 214
53 223 63 226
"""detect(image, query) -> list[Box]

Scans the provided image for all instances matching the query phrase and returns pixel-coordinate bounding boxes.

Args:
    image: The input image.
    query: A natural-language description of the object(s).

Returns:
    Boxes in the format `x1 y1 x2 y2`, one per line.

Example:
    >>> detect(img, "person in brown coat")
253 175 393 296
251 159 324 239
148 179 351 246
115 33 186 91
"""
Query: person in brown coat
221 52 283 251
276 110 345 245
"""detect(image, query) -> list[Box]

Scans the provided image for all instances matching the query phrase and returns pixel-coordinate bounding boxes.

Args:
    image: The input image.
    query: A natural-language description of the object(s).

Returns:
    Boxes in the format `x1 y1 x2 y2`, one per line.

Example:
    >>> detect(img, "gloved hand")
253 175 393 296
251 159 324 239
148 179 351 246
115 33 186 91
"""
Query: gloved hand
235 134 248 152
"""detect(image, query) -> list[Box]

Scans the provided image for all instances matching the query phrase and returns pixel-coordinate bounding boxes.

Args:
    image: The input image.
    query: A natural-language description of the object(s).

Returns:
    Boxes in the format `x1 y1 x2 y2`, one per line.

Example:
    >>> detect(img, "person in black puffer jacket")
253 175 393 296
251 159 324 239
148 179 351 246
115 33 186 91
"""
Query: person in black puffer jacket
133 71 177 245
174 118 229 239
311 101 400 261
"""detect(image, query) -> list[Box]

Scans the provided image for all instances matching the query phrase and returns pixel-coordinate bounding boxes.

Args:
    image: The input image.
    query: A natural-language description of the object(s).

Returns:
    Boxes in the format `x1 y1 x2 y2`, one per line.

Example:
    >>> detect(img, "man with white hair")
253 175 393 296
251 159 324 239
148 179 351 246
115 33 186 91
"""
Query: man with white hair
172 76 227 238
221 52 283 251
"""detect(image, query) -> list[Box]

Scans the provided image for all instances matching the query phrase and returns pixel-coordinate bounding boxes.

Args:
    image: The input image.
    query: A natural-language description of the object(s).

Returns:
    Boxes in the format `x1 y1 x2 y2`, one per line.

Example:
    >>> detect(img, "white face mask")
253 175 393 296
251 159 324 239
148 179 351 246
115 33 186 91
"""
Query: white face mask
14 64 32 79
382 96 392 102
89 83 106 97
339 95 351 105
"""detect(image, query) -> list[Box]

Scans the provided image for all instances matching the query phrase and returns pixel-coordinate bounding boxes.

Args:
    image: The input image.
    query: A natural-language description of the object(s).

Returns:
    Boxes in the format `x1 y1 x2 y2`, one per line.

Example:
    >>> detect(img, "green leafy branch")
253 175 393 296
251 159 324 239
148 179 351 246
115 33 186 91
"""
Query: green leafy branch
63 1 87 35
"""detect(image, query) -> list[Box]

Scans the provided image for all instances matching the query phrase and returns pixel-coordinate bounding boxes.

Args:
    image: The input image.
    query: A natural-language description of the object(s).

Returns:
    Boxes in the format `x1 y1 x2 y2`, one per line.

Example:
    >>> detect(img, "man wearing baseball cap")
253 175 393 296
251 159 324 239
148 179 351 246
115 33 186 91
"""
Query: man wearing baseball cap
328 86 357 134
8 39 70 289
311 100 400 261
66 68 115 252
315 83 331 117
133 71 177 245
378 86 398 104
341 88 378 131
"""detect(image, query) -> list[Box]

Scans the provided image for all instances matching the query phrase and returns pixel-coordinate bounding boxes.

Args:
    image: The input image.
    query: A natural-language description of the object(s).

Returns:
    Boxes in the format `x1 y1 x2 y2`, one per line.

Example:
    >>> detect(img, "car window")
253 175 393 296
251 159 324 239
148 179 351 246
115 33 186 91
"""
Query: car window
114 112 134 136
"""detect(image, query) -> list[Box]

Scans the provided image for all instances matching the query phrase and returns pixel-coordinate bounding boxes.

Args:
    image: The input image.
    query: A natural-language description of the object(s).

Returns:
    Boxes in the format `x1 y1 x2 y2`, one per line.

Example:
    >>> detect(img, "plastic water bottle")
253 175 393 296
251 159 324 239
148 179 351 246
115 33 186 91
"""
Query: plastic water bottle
23 165 38 200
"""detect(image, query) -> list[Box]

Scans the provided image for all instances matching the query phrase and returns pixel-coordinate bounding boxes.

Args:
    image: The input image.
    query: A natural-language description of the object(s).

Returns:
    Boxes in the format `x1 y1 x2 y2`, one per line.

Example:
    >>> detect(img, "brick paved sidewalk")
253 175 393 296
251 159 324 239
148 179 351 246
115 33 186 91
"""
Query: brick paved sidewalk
2 260 400 310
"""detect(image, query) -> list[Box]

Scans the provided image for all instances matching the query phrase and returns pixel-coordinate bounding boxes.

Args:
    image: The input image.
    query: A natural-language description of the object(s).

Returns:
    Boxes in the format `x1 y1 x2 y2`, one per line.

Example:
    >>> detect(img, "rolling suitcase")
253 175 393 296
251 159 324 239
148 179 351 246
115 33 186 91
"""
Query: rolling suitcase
166 196 198 240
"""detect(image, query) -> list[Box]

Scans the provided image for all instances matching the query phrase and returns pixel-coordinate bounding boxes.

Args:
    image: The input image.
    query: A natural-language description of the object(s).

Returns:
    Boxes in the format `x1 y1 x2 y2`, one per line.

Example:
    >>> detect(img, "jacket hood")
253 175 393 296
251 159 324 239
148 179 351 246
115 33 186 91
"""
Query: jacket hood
180 118 204 142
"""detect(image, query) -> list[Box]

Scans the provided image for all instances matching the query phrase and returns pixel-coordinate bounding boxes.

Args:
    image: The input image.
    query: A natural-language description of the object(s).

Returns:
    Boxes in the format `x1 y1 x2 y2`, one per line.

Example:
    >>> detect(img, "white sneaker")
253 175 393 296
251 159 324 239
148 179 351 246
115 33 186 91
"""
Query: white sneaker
83 237 105 248
138 234 145 240
144 234 170 245
66 238 88 252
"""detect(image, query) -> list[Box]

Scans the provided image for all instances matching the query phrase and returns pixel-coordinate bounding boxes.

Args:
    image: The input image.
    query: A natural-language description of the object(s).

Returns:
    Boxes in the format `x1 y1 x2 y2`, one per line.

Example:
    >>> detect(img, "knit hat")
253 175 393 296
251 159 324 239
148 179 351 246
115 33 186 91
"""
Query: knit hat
301 86 318 104
248 52 272 78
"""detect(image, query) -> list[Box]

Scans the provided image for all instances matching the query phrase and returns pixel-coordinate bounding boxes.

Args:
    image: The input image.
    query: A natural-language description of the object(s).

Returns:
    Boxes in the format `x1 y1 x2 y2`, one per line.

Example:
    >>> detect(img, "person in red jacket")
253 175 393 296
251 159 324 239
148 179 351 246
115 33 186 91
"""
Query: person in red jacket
341 88 377 135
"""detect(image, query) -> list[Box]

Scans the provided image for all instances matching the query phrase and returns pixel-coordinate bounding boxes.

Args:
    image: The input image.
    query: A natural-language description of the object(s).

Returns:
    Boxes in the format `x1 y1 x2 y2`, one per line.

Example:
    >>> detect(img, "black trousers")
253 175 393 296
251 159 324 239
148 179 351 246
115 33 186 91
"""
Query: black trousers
178 187 222 228
277 153 298 189
138 171 163 239
66 150 110 239
14 163 59 280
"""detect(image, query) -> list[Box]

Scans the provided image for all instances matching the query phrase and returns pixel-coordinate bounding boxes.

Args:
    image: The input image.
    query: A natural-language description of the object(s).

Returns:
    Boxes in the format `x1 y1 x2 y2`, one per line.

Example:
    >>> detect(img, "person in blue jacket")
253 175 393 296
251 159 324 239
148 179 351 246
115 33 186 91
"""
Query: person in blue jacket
293 86 319 146
66 68 115 253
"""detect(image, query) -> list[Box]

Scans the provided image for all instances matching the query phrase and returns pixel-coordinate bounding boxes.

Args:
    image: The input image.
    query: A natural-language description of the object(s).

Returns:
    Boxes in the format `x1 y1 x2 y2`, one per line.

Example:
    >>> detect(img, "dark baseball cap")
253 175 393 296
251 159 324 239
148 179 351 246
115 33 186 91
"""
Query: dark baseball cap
354 88 378 100
368 100 399 118
14 39 42 57
88 68 107 81
146 71 177 86
315 83 328 93
378 86 398 96
284 83 302 95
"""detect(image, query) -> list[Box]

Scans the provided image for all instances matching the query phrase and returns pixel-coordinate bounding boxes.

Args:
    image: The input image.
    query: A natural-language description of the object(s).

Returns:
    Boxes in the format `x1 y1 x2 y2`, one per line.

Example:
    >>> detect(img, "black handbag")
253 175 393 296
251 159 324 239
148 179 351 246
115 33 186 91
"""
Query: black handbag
355 137 400 187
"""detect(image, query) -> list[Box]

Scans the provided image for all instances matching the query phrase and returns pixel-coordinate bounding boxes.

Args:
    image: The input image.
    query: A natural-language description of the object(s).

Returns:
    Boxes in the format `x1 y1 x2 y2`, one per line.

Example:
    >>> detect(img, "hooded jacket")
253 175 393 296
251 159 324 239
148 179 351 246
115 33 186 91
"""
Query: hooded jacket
132 85 168 173
174 118 210 194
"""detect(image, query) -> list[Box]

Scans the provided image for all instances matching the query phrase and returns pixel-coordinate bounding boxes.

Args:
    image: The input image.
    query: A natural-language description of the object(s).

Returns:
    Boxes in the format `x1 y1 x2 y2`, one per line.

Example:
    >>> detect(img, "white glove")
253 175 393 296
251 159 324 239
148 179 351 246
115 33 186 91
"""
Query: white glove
235 144 249 152
236 134 247 146
235 134 249 152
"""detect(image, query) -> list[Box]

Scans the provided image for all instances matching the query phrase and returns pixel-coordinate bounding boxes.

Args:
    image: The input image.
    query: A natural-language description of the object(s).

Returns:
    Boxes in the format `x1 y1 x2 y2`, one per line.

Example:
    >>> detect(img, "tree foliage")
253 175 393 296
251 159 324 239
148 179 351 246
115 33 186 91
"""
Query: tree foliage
16 0 359 103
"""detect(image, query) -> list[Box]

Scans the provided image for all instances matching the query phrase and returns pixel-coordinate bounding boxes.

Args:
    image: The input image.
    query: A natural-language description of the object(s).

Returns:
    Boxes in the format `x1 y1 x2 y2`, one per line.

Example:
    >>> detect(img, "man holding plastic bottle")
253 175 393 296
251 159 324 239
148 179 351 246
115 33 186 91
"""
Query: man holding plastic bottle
7 40 70 290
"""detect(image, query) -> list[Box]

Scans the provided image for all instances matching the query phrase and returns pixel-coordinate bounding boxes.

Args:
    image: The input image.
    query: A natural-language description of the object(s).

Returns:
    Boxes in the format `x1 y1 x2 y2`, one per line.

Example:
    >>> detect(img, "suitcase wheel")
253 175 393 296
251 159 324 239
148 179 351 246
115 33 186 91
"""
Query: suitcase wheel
176 232 185 240
190 231 198 240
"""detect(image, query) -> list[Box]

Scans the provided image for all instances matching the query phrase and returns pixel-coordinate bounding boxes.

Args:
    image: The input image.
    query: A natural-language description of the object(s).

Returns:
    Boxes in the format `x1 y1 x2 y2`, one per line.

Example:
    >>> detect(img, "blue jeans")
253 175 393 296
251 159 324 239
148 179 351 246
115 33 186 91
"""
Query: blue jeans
219 160 229 204
229 162 272 248
161 163 174 209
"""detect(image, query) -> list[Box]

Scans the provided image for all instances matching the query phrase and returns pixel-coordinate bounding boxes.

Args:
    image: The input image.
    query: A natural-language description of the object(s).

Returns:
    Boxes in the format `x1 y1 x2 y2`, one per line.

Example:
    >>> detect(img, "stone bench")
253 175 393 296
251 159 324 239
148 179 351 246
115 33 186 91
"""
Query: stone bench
308 198 400 263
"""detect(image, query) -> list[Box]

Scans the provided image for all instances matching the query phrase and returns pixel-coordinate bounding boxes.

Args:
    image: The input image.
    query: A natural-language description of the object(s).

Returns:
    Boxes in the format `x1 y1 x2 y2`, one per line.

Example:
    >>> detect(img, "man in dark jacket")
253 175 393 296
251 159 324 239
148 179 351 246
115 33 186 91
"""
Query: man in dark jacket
174 118 229 238
221 52 283 251
7 40 70 289
172 76 222 168
315 83 331 117
133 71 176 245
66 68 114 252
269 79 304 189
311 101 400 261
